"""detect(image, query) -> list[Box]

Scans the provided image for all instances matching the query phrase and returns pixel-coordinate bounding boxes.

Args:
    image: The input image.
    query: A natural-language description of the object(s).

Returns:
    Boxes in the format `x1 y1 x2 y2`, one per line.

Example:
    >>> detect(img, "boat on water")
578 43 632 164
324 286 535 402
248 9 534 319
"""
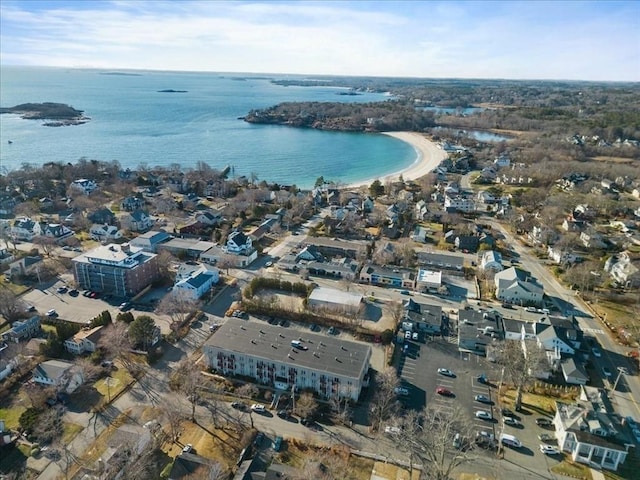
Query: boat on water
8 140 13 144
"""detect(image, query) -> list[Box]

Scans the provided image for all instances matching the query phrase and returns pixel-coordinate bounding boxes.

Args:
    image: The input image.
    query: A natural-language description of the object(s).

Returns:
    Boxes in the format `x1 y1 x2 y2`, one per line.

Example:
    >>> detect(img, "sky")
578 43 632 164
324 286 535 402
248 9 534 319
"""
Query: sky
1 0 639 81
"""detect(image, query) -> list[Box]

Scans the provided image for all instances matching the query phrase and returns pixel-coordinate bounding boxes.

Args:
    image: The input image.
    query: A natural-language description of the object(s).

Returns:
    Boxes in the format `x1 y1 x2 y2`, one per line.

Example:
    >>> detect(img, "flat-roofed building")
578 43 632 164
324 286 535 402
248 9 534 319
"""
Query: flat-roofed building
307 287 363 315
203 319 371 400
72 243 159 297
416 269 442 292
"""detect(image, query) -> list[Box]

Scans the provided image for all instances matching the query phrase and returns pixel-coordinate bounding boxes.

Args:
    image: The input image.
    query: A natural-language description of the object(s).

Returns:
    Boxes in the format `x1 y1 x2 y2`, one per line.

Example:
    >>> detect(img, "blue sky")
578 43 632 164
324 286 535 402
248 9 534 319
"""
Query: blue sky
1 0 638 81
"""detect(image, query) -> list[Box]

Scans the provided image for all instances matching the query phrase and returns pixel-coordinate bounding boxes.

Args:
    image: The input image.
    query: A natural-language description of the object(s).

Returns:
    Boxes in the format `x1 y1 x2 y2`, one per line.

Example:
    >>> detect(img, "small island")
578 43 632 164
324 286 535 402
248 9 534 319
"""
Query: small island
157 89 188 93
0 102 89 127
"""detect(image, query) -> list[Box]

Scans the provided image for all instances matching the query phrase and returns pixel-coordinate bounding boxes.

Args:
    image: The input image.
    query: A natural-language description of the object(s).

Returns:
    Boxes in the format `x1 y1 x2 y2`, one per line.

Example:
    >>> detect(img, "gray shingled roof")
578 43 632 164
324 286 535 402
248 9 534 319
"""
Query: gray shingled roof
205 319 370 379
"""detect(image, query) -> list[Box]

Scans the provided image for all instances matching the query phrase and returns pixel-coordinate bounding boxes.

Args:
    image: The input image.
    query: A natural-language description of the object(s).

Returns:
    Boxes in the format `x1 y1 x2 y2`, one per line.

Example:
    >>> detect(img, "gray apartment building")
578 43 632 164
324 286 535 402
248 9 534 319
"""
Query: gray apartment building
72 243 160 297
203 319 371 400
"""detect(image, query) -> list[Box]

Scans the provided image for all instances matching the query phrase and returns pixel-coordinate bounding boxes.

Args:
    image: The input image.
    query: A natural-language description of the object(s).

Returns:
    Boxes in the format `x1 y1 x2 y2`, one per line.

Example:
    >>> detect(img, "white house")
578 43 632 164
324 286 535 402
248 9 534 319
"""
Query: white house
90 224 123 241
32 359 83 393
555 395 632 471
194 209 222 226
480 250 503 272
40 223 74 242
224 230 253 255
64 326 104 355
547 246 578 265
123 210 154 232
415 269 442 292
494 267 544 306
71 178 97 195
561 358 589 385
536 325 576 356
173 262 219 300
604 252 640 288
10 217 41 241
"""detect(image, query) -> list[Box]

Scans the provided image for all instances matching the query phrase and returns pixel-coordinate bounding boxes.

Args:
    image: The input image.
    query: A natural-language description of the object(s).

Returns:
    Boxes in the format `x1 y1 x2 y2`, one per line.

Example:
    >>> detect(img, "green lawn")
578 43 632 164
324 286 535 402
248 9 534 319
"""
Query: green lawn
0 401 27 430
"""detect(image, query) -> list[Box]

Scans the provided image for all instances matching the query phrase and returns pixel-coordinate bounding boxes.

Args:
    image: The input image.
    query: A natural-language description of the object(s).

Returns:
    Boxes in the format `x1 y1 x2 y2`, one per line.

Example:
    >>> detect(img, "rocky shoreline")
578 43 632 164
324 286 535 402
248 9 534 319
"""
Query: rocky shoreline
0 102 89 126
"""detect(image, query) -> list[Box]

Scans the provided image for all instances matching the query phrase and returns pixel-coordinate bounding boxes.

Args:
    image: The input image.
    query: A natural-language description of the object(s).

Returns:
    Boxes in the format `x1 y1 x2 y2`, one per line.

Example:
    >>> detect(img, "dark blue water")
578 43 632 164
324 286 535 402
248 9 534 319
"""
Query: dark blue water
0 67 416 189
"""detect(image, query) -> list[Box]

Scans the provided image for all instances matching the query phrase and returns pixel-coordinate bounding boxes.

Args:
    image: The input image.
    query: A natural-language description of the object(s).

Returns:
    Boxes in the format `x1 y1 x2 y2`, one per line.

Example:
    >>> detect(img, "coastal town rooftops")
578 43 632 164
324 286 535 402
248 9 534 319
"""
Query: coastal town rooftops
74 243 153 268
205 319 371 379
308 287 363 308
416 252 464 269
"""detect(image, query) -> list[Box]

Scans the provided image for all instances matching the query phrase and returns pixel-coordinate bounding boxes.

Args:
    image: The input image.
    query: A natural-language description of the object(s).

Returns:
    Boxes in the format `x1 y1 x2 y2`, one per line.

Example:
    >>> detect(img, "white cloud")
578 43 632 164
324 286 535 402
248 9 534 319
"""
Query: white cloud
0 0 638 80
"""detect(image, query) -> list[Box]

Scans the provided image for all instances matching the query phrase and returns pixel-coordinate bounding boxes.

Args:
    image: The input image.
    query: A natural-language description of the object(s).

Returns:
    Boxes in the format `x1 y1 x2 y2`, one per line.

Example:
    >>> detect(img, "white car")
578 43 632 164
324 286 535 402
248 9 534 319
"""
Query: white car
394 386 409 396
539 444 560 455
525 307 537 313
384 425 401 435
182 443 193 453
475 410 493 420
251 403 266 413
591 347 602 358
46 309 57 316
504 416 521 427
474 394 491 404
438 368 455 377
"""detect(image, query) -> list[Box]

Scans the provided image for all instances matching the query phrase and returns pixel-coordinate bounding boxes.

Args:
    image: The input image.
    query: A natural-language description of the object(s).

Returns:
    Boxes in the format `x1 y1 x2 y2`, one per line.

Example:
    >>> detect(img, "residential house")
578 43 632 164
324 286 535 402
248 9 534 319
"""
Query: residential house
88 207 117 226
32 359 83 392
455 235 479 253
303 237 371 260
415 199 429 221
130 230 172 253
362 196 375 213
536 324 576 356
1 316 41 343
480 250 503 272
529 225 559 246
40 223 74 242
604 252 640 288
169 452 220 480
64 326 104 355
494 154 511 168
204 319 371 400
71 178 97 195
547 246 579 265
494 267 544 306
7 255 43 281
173 262 219 300
403 298 443 335
562 218 586 232
561 358 589 385
194 209 222 226
9 217 41 241
444 193 475 213
359 264 415 289
0 247 15 265
224 230 253 255
99 424 152 479
501 318 536 341
73 243 160 297
90 224 123 241
297 245 324 262
120 196 145 212
411 225 431 243
555 394 632 471
580 229 607 249
248 217 278 241
386 204 400 223
122 209 153 232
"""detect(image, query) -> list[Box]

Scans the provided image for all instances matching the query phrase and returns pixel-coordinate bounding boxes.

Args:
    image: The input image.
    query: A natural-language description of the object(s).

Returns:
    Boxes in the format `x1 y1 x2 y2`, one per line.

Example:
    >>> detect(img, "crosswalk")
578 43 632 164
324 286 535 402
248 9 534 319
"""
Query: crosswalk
582 327 605 335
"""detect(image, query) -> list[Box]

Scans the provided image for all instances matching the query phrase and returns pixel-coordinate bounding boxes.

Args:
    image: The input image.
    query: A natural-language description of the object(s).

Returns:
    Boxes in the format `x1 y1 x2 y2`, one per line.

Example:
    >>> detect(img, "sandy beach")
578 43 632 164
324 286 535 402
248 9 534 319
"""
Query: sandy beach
344 131 447 189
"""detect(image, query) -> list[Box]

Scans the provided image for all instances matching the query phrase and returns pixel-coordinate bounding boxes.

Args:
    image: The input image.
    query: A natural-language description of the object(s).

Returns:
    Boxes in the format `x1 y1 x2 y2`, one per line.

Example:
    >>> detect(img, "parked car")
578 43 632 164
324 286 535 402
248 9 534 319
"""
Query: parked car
436 386 453 396
265 261 273 268
539 444 560 455
56 286 67 294
384 425 401 435
503 416 521 427
231 401 247 411
536 418 553 427
474 394 492 404
277 410 291 419
538 433 555 442
591 347 602 358
404 331 412 340
438 368 455 377
68 289 79 296
182 443 193 453
501 407 515 417
475 410 493 420
251 403 266 413
272 436 283 451
400 290 410 295
327 326 337 335
476 374 488 384
394 386 409 396
46 309 57 317
525 307 537 312
602 366 612 378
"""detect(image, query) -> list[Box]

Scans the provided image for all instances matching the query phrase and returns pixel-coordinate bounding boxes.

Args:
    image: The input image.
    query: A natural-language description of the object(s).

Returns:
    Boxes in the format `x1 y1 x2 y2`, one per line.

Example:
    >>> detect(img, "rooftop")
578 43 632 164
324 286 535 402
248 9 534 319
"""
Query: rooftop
205 318 371 380
308 287 363 308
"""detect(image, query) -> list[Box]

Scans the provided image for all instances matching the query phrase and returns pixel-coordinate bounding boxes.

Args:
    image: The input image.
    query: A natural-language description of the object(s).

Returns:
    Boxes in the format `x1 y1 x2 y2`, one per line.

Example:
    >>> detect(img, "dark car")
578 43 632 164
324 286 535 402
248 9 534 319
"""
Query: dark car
268 317 278 325
278 318 288 327
253 432 264 447
68 289 79 296
231 401 247 411
277 410 291 419
327 326 337 335
501 407 515 417
536 418 553 427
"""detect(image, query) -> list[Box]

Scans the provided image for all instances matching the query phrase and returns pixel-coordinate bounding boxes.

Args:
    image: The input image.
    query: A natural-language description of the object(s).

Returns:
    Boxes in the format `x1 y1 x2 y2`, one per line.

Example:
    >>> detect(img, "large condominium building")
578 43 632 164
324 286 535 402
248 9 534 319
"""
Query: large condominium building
72 243 160 297
203 319 371 400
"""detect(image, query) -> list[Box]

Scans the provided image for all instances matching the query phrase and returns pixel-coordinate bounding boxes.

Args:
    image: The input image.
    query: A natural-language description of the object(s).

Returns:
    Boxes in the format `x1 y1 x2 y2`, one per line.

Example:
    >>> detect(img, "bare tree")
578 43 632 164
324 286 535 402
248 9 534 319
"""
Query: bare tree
160 398 187 442
294 392 318 420
33 235 58 256
157 290 199 332
32 405 64 445
494 339 547 411
100 322 135 372
236 383 259 400
390 406 476 480
369 368 401 431
0 286 27 321
169 357 203 422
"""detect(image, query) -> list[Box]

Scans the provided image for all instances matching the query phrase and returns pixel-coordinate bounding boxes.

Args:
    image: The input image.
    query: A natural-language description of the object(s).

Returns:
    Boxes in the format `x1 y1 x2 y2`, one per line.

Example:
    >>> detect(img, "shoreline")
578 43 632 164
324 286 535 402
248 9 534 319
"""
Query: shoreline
343 131 448 190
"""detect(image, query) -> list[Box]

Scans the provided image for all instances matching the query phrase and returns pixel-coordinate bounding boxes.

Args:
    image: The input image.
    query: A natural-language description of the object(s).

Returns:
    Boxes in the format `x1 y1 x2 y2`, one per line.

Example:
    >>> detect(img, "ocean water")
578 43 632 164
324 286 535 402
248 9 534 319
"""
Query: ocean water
0 67 416 189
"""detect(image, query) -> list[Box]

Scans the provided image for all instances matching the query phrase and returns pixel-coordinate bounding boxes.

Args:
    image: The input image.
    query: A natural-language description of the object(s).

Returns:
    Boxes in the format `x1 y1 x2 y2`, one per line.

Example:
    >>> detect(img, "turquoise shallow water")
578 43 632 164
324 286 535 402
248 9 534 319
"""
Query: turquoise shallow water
0 67 416 189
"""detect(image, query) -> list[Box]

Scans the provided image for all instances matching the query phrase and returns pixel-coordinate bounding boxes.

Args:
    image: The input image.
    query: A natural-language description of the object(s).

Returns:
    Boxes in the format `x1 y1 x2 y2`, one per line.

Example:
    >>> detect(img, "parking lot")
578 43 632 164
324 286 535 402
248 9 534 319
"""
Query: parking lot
395 337 564 471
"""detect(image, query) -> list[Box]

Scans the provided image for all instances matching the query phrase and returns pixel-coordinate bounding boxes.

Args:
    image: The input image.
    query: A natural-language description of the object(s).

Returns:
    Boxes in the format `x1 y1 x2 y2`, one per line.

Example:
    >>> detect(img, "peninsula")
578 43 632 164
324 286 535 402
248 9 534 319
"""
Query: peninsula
243 101 435 132
0 102 89 126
